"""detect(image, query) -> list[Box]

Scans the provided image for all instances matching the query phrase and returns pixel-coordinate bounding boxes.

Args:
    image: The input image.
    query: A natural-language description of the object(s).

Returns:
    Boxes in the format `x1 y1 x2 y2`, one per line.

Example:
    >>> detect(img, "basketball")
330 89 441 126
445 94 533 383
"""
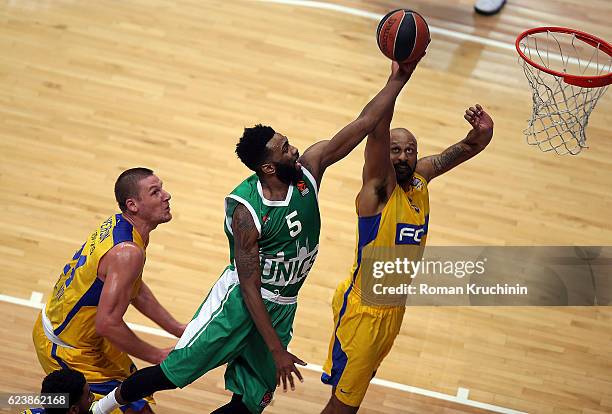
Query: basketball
376 9 430 62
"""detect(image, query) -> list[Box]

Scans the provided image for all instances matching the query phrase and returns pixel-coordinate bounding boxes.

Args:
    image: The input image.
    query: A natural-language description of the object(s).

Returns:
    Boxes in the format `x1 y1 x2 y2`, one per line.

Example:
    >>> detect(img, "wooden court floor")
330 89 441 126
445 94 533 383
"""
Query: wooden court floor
1 1 611 413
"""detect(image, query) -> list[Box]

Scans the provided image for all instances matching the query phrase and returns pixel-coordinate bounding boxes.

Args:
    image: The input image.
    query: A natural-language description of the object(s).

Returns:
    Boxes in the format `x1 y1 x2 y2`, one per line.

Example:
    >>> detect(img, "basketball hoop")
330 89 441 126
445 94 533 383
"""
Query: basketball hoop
516 27 612 155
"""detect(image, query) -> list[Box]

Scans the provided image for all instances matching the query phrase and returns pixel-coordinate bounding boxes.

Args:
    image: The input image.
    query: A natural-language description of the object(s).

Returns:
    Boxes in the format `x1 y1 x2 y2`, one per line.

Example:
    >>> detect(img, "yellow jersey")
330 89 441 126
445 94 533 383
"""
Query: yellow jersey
321 173 430 404
351 173 429 299
43 213 145 348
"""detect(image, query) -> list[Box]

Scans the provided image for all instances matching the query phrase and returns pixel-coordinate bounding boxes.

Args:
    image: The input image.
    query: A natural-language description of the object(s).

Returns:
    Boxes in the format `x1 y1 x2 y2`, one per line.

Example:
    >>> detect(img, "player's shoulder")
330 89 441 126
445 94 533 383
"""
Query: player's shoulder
110 241 144 257
93 213 139 246
300 139 329 164
103 241 145 270
227 174 259 198
298 140 329 185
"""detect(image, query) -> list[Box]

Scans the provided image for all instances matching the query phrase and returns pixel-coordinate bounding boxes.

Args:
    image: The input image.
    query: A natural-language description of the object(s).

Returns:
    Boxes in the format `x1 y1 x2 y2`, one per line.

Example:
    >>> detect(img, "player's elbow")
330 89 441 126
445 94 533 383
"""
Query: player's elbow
354 115 377 136
95 315 119 338
95 319 110 337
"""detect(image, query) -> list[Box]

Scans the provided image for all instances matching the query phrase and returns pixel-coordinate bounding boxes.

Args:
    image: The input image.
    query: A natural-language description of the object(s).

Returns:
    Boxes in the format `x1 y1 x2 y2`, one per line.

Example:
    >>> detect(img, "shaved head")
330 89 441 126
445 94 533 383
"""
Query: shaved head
391 128 417 146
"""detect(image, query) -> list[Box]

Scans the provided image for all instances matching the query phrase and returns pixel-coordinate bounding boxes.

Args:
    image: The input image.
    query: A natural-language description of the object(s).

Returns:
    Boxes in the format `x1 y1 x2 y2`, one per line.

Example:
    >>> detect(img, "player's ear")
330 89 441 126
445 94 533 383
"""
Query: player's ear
125 197 138 214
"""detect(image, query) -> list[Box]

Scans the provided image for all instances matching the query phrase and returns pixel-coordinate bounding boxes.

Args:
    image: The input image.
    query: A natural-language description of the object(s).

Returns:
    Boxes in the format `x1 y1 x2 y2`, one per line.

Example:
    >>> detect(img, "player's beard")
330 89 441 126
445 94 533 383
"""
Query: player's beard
395 161 415 185
275 160 303 186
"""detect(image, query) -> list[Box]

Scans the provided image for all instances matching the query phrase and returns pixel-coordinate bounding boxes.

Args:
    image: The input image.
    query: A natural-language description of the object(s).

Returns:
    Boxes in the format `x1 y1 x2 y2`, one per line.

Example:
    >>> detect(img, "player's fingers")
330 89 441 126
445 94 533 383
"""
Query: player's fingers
293 365 304 383
281 371 288 392
468 106 477 115
476 103 483 112
292 354 307 366
288 371 295 391
391 60 399 73
465 114 477 126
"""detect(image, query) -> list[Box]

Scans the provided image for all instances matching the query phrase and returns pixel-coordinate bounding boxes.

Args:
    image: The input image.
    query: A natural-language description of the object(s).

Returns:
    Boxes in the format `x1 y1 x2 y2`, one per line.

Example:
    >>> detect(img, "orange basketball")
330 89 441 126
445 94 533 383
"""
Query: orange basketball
377 9 430 62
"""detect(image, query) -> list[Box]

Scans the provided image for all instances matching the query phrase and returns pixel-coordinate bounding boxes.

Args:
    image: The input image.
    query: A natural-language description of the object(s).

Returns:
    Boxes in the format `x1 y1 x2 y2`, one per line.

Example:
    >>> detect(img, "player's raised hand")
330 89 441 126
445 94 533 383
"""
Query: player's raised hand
465 104 494 138
272 349 306 392
391 52 426 80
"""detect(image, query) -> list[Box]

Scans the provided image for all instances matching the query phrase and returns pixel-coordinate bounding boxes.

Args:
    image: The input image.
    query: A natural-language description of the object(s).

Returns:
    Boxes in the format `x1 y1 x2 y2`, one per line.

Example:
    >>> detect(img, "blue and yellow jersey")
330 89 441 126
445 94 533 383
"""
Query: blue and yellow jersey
351 173 429 298
43 213 145 348
22 409 45 414
321 173 430 400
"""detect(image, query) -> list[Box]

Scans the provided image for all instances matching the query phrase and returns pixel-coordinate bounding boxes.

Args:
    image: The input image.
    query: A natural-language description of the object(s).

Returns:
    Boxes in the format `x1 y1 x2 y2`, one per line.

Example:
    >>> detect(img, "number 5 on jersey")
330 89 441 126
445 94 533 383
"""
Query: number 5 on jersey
285 211 302 237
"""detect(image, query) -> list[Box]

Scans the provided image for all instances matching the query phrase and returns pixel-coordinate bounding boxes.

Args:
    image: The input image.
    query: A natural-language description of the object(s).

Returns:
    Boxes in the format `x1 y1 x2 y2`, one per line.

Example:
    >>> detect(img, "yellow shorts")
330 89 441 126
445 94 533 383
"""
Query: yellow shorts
32 312 153 413
321 278 405 407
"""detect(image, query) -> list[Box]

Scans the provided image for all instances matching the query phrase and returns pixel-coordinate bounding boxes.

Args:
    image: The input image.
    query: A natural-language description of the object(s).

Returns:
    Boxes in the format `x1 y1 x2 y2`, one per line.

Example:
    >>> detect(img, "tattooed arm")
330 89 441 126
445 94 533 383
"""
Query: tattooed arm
232 204 306 392
416 104 494 181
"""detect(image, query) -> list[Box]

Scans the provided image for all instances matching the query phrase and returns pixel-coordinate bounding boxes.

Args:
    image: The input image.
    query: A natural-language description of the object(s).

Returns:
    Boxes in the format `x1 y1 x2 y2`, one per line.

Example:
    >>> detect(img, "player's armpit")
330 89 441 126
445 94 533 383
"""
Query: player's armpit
358 151 396 217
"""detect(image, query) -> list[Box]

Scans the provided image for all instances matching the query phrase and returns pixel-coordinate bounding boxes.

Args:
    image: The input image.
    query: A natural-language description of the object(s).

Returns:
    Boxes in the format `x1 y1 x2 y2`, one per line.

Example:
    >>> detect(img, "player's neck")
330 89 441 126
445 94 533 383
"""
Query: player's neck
259 176 291 201
121 213 152 247
398 174 414 192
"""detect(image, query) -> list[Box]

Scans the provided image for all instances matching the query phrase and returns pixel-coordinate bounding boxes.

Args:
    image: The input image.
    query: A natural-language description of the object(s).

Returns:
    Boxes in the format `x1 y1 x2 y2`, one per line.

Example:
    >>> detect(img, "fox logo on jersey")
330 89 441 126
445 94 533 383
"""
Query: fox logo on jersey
395 223 427 245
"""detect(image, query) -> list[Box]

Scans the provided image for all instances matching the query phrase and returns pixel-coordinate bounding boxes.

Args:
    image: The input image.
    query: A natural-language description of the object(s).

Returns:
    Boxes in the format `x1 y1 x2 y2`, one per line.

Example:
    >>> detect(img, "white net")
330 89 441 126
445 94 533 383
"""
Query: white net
518 30 611 155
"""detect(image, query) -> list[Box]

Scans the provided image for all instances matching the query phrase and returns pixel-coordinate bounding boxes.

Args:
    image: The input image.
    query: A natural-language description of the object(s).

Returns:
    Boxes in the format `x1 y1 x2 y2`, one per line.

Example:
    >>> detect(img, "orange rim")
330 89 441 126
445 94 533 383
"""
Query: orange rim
516 27 612 88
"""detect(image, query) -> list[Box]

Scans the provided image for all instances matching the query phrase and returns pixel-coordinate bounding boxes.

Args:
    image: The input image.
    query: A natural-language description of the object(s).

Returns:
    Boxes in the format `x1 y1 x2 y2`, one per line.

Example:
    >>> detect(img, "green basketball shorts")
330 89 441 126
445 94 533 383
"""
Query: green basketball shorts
161 266 296 413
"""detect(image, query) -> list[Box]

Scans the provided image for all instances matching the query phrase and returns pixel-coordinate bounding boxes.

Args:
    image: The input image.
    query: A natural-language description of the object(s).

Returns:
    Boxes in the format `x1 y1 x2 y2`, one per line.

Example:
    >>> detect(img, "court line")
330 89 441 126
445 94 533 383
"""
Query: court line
258 0 515 51
258 0 587 67
1 291 527 414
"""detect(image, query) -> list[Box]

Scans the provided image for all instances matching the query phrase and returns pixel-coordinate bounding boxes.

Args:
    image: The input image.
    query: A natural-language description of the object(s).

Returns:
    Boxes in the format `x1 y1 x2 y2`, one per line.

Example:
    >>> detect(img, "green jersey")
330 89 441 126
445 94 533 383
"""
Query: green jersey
162 168 321 413
224 167 321 298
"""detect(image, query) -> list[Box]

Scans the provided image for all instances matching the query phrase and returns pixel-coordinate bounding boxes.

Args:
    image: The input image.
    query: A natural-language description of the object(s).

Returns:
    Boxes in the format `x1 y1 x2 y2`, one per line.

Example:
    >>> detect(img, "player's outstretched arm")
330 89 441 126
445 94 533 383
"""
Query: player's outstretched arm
299 60 420 186
232 204 306 392
359 60 423 216
132 281 186 338
96 243 173 365
416 104 493 182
